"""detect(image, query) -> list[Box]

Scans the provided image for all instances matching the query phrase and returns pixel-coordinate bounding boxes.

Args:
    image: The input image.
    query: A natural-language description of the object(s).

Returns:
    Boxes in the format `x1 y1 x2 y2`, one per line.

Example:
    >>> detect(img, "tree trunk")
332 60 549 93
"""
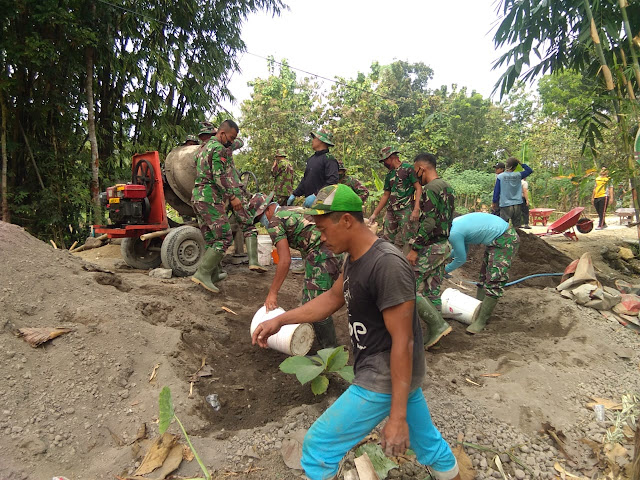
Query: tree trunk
1 92 9 223
86 46 101 224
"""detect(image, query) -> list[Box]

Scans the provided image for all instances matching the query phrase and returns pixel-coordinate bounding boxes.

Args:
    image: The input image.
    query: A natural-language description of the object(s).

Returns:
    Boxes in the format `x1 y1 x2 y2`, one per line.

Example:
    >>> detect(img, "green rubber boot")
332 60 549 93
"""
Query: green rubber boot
211 266 228 284
245 236 267 273
191 249 224 293
476 287 485 301
466 296 499 334
416 294 452 348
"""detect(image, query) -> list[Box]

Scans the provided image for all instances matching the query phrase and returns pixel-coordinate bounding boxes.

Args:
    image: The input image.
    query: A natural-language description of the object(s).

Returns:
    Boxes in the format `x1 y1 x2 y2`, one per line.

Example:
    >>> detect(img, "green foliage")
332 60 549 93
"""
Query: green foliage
354 443 399 479
158 387 210 480
279 346 354 396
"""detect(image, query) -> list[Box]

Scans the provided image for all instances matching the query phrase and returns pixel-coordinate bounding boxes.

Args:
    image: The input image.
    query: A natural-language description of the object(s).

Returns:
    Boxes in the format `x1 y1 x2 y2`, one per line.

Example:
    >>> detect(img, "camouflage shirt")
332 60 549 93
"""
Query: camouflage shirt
383 162 419 210
191 139 243 204
409 177 455 252
271 159 295 196
265 207 322 257
340 175 369 203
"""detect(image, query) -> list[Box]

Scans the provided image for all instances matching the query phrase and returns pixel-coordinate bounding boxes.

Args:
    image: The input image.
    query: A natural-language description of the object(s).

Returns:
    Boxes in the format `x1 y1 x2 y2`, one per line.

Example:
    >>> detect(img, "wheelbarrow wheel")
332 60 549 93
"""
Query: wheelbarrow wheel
121 237 163 270
161 225 205 277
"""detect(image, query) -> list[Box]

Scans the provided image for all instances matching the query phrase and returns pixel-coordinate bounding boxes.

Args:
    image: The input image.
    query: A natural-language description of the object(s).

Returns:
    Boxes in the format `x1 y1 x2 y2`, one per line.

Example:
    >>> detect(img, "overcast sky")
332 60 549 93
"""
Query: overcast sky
221 0 505 115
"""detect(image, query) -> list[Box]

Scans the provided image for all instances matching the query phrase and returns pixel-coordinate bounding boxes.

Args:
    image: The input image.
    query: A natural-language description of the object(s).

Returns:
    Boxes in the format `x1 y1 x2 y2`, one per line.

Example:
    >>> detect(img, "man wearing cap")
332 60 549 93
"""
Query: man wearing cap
198 122 217 144
368 147 422 248
271 149 295 206
338 161 369 203
248 192 341 348
492 158 533 227
191 119 265 294
288 130 339 208
406 153 455 348
252 184 460 480
181 135 199 146
446 212 519 334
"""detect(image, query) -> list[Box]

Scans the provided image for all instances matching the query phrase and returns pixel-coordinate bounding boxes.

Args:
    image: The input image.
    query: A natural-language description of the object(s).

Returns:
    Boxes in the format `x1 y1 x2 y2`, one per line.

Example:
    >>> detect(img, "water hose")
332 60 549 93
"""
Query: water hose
458 272 564 287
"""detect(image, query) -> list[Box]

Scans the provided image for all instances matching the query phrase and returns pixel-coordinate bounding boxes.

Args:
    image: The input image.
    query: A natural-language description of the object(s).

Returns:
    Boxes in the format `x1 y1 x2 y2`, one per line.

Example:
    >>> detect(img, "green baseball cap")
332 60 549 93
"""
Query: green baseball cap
305 184 363 216
275 149 287 158
311 130 335 147
378 146 400 162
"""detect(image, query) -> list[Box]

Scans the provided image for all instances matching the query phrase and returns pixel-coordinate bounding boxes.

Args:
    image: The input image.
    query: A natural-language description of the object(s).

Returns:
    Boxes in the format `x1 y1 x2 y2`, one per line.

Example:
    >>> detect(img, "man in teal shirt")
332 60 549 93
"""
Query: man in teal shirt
446 212 520 334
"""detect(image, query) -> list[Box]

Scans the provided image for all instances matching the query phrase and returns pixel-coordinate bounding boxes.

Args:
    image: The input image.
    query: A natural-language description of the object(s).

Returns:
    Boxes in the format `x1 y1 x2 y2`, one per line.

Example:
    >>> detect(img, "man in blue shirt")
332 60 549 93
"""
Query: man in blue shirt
445 213 520 334
492 158 533 227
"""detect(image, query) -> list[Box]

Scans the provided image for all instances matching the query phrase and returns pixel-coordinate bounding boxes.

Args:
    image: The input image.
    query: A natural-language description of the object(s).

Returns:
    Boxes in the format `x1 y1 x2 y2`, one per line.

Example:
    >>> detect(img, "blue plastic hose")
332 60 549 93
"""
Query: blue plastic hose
460 272 564 287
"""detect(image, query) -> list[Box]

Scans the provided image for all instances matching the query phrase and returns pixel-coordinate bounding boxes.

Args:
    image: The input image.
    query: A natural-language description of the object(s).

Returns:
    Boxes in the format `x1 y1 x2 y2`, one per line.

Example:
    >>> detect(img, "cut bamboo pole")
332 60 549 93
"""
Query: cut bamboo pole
140 228 171 241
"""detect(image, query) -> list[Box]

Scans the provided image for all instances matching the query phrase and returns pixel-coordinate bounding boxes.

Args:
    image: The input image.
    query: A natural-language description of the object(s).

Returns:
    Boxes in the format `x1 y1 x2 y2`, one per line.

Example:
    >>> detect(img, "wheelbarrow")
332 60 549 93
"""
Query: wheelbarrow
535 207 586 241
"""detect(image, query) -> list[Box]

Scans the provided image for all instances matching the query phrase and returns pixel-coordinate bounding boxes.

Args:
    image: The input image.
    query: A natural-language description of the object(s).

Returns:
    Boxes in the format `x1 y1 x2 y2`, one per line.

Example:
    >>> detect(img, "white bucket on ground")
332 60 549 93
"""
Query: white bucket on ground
441 288 482 325
257 235 273 266
250 306 315 356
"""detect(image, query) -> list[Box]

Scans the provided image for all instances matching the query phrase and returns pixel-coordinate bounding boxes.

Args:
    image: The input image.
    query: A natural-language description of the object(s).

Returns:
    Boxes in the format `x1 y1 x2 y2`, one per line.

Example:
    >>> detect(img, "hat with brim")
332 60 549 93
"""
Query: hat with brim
305 184 363 216
248 192 275 223
311 130 335 147
275 149 287 158
378 146 400 162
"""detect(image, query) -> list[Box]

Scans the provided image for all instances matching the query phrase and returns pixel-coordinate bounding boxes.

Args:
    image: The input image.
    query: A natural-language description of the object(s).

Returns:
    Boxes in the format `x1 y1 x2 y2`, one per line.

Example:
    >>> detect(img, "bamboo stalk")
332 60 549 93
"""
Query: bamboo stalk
139 228 171 241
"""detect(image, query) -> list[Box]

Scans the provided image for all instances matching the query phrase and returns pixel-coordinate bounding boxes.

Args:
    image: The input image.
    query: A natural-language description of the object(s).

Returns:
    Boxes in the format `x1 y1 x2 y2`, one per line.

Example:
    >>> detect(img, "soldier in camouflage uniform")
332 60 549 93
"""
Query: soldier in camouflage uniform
407 153 455 348
190 120 265 295
182 135 199 146
247 193 341 348
368 147 422 248
445 212 519 334
198 121 217 144
271 149 295 206
338 161 369 203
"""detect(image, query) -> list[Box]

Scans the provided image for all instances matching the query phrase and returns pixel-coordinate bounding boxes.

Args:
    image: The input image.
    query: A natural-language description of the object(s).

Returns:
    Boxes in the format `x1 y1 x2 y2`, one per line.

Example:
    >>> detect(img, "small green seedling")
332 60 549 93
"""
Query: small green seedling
279 346 354 395
159 386 211 480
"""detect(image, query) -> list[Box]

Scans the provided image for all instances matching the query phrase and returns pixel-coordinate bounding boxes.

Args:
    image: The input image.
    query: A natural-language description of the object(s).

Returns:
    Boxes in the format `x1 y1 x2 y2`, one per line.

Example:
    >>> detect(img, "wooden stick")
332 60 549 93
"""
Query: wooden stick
69 240 78 251
140 228 171 241
50 240 57 249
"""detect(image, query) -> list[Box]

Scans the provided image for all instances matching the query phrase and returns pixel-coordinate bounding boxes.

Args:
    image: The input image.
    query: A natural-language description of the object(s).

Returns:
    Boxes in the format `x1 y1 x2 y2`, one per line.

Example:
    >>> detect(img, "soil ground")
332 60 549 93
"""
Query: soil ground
0 215 638 480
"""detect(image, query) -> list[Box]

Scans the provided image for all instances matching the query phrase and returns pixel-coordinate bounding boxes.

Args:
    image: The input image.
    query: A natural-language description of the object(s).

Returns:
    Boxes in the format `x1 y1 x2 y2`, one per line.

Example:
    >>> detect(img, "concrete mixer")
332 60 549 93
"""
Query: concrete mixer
94 145 258 276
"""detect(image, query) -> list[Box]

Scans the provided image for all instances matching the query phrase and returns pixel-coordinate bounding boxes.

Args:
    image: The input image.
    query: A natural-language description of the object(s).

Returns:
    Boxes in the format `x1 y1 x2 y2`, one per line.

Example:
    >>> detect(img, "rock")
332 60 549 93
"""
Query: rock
618 247 635 260
520 445 530 453
149 268 173 279
18 436 47 455
480 458 488 469
515 469 526 480
492 393 501 402
499 453 510 463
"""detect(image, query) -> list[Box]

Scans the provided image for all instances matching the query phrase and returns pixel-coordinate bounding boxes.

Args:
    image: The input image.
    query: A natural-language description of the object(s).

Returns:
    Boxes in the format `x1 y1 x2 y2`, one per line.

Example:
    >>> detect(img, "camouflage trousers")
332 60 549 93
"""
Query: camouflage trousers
192 200 257 253
301 244 342 348
414 240 452 307
383 206 416 247
479 227 519 298
275 195 290 207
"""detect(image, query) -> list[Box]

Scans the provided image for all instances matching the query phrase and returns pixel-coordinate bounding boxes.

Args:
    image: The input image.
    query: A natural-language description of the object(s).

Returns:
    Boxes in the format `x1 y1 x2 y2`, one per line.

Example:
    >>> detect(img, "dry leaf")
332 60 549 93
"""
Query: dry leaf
452 434 475 480
604 443 628 464
18 327 72 347
585 397 622 410
221 306 238 315
149 363 160 383
542 422 573 461
183 444 195 462
135 433 177 475
493 455 508 480
554 462 589 480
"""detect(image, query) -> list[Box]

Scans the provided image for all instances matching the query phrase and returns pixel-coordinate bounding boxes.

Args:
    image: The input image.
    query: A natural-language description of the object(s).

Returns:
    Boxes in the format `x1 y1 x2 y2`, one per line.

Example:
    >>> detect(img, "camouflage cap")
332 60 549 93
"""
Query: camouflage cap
337 161 346 171
305 184 362 216
247 192 275 223
231 138 244 151
310 130 335 147
378 146 400 162
183 135 199 145
275 149 287 158
198 122 217 137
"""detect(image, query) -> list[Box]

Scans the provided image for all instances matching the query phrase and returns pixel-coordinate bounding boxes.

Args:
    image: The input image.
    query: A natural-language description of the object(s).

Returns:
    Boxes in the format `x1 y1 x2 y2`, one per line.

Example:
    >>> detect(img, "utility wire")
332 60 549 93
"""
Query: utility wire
93 0 401 105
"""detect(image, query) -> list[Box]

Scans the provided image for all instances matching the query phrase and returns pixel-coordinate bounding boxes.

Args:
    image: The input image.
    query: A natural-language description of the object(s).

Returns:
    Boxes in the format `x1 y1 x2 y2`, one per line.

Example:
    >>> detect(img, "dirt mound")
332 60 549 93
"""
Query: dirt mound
459 228 573 288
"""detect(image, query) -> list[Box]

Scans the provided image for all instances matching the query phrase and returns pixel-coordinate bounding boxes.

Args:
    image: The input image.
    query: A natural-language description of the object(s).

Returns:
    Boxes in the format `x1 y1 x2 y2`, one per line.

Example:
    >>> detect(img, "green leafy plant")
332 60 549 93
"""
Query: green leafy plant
158 386 211 480
279 346 354 395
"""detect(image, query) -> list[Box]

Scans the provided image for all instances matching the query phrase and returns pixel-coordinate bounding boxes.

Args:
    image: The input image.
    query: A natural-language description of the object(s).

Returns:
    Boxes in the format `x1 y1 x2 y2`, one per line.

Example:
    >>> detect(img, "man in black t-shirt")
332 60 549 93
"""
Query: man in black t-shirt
252 184 460 480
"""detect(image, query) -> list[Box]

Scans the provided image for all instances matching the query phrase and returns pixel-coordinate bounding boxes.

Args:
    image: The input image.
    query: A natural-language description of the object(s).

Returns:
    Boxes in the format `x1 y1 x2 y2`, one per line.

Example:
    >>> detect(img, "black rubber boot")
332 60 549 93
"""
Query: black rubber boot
191 249 224 293
313 317 337 349
416 294 452 348
245 236 267 273
467 296 499 334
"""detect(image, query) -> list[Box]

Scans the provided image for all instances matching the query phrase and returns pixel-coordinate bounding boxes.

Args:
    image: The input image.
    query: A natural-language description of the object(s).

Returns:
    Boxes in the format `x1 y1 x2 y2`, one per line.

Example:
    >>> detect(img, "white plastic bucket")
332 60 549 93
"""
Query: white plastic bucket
257 235 273 266
441 288 482 325
250 306 315 356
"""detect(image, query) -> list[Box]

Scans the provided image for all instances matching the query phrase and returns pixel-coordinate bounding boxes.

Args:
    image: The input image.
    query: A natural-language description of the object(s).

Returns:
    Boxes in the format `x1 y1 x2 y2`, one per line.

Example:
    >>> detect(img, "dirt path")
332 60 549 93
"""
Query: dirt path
0 220 638 480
